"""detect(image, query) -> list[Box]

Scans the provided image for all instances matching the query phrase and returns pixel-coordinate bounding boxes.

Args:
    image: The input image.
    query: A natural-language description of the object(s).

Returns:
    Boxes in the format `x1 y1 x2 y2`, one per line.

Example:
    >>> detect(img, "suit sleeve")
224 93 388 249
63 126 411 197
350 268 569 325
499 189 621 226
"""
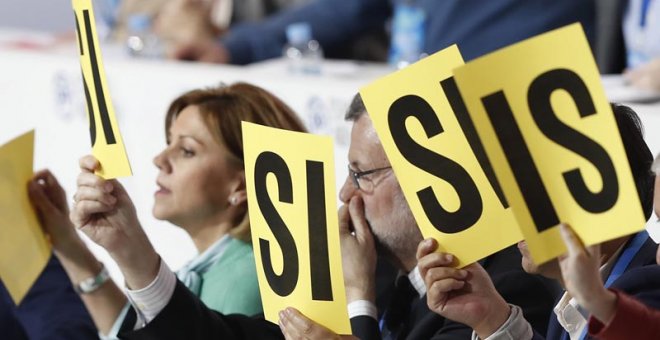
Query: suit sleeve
119 281 282 340
350 315 382 340
221 0 390 64
6 255 97 340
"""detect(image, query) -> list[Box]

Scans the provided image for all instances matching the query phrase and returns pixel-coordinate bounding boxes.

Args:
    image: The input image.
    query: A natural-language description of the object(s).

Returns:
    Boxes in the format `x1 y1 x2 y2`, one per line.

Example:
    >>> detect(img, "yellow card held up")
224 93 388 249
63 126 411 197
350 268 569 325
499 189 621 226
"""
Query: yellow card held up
73 0 132 179
359 45 522 267
453 23 647 264
242 122 350 334
0 131 51 304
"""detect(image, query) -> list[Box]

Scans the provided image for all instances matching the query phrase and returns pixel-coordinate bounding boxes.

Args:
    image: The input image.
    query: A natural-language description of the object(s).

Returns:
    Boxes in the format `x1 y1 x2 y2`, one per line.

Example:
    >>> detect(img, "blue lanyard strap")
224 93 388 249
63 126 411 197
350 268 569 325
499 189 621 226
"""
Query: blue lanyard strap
603 231 649 288
576 231 649 340
640 0 653 27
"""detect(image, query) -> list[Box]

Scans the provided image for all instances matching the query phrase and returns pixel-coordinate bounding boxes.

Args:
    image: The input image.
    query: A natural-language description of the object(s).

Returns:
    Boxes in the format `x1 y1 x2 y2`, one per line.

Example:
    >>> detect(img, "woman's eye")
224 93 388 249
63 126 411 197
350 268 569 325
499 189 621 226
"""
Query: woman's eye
181 148 195 157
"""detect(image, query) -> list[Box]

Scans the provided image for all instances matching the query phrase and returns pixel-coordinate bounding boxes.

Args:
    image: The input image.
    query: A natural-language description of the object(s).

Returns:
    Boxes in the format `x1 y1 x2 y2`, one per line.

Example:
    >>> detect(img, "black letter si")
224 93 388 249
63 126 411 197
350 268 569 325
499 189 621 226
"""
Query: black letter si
389 95 482 234
528 69 618 213
254 151 299 296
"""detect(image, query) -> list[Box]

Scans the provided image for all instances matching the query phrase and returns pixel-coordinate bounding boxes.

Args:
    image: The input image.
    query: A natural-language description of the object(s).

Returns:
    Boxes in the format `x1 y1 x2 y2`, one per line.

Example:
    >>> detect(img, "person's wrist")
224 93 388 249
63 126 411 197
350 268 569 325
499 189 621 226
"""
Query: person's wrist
345 282 375 303
473 298 511 338
115 248 160 290
52 232 86 258
581 287 617 324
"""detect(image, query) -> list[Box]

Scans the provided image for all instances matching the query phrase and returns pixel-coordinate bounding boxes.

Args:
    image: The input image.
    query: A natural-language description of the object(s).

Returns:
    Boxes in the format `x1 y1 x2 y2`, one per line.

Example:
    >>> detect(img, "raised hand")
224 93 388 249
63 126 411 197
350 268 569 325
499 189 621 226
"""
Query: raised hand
28 169 83 254
557 223 616 323
417 238 511 339
70 155 159 289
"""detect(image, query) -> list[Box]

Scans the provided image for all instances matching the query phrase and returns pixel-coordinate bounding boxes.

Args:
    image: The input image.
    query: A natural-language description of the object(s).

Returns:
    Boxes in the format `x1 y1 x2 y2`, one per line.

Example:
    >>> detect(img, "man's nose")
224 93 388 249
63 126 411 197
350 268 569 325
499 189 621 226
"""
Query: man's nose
339 175 357 203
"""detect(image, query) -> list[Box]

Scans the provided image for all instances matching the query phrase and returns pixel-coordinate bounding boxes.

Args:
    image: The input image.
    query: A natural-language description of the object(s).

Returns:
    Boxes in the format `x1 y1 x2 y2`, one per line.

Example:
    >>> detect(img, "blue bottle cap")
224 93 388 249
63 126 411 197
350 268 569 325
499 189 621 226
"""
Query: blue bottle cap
286 22 312 45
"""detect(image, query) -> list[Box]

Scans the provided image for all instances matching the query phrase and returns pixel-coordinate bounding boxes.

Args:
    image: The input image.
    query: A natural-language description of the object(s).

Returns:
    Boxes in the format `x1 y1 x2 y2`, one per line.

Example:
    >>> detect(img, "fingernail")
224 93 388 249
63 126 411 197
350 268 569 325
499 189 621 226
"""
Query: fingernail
444 254 453 263
459 269 468 278
104 182 113 193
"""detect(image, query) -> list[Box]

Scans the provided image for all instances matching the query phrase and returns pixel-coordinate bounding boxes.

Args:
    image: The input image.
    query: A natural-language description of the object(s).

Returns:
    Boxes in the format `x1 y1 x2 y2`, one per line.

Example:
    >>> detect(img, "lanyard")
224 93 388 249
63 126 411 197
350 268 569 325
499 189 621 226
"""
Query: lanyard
572 231 649 340
640 0 653 28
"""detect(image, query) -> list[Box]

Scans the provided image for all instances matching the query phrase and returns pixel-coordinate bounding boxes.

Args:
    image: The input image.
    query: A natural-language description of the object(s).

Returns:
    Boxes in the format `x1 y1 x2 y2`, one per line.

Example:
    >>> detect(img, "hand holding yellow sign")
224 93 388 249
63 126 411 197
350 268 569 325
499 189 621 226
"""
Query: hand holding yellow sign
242 122 350 334
360 45 522 267
453 23 646 264
0 131 51 304
73 0 132 179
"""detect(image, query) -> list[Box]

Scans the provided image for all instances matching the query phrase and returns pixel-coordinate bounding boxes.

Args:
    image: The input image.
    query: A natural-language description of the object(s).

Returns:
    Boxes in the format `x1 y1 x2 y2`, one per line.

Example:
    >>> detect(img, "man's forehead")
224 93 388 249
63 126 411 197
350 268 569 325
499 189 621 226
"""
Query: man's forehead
348 115 388 167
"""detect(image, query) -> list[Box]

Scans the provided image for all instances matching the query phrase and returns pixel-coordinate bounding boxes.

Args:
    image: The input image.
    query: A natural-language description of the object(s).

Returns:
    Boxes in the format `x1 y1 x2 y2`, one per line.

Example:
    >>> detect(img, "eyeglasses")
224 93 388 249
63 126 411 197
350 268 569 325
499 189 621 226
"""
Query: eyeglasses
348 165 393 192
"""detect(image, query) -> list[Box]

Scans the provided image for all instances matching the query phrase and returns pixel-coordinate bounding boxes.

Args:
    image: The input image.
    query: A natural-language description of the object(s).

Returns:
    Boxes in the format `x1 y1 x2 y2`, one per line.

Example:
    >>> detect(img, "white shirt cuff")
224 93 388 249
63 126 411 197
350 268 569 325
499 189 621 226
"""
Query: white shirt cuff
125 258 177 327
98 303 131 339
471 304 532 340
347 300 378 320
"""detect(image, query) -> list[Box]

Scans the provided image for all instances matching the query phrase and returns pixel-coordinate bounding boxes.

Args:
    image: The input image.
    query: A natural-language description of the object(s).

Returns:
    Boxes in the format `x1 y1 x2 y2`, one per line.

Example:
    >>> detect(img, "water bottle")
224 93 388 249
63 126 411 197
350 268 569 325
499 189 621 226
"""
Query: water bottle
283 22 323 75
388 0 426 69
125 14 163 58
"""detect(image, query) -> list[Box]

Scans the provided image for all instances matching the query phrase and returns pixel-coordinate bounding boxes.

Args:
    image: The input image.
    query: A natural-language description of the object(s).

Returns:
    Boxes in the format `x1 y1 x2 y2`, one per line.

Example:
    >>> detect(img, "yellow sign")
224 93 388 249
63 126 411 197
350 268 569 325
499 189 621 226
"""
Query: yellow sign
72 0 132 179
0 131 51 304
242 122 350 334
360 45 522 267
453 24 646 264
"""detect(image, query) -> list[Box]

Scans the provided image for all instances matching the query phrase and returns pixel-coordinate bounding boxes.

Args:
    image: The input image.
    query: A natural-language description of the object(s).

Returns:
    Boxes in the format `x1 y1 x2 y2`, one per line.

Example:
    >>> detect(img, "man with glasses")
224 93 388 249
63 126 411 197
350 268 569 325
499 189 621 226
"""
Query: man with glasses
291 94 558 340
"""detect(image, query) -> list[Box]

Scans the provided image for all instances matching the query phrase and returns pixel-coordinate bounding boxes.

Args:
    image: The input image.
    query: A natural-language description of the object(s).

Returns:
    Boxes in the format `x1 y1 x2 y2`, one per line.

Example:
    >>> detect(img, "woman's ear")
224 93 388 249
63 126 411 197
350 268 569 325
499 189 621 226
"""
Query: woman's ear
228 171 247 206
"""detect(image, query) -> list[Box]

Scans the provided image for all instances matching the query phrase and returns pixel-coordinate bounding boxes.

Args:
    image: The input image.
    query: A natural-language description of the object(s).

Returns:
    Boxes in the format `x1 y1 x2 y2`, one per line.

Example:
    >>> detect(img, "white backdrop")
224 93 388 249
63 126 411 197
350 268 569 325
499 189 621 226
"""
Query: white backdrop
0 40 658 285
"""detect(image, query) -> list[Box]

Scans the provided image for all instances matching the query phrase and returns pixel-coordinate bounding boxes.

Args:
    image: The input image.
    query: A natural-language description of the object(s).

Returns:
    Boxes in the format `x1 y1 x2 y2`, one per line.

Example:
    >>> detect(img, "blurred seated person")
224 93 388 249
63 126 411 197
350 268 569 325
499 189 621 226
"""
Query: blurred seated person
168 0 595 64
595 0 660 91
111 0 309 57
622 0 660 91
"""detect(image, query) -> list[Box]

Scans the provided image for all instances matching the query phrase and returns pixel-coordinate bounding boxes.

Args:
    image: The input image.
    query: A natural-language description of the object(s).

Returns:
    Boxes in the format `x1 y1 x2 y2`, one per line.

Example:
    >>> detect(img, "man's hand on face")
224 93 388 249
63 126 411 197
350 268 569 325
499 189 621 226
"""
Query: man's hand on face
339 196 377 303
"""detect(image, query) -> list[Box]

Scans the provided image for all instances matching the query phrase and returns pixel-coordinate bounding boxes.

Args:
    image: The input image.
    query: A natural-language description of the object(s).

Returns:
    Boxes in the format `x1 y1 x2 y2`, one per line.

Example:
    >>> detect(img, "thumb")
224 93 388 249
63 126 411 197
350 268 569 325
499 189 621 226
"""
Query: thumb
559 223 585 257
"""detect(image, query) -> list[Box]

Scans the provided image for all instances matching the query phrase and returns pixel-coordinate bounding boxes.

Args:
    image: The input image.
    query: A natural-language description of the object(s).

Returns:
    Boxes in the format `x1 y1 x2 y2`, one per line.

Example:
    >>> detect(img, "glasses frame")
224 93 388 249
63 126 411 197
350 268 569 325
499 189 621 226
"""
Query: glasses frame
348 165 393 191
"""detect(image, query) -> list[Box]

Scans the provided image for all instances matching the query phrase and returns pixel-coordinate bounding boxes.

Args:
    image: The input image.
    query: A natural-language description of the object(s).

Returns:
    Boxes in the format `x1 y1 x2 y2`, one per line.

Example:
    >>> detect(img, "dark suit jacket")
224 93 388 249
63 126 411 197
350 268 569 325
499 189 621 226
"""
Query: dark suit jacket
0 254 97 340
119 245 558 340
350 245 560 340
544 235 660 340
120 280 282 339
